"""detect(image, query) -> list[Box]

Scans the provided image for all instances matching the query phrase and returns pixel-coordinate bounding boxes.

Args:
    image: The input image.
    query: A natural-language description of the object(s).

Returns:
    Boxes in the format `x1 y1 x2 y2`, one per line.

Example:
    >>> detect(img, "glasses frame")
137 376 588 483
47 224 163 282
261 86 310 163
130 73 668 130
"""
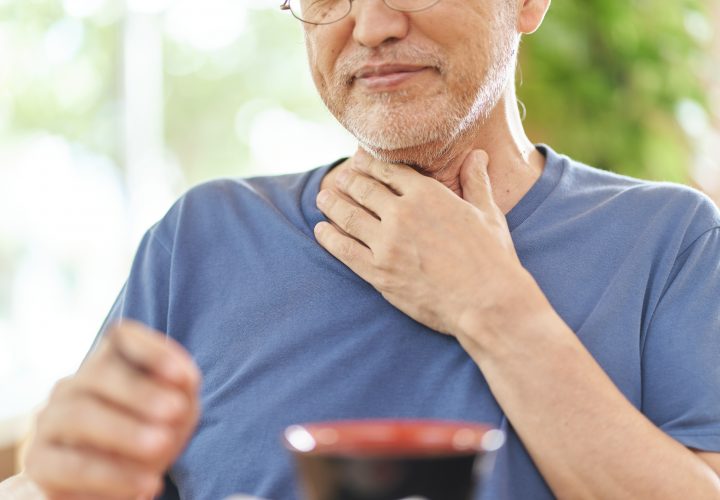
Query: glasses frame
280 0 441 26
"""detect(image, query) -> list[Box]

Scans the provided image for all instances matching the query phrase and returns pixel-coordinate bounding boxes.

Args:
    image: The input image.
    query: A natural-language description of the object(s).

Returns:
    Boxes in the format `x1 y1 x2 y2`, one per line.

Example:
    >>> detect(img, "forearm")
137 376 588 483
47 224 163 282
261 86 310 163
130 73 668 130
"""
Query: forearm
458 284 720 499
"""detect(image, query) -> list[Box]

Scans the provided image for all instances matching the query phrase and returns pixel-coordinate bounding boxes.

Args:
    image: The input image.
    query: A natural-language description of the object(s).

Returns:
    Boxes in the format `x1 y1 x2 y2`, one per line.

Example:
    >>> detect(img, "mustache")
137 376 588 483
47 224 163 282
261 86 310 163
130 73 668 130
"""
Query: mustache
335 45 445 83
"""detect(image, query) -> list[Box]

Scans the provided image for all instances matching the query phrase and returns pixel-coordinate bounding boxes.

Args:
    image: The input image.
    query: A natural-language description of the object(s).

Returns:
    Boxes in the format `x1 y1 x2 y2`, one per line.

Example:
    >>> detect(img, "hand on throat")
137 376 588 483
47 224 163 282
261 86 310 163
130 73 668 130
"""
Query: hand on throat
323 137 545 216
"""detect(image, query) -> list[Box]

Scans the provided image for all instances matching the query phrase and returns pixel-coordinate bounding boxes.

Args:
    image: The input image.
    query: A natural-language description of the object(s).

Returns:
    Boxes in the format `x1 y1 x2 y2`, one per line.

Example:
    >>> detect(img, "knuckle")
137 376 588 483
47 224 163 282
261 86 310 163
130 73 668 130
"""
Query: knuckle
342 208 359 233
374 271 397 291
379 162 394 181
51 376 72 395
478 171 491 189
322 192 336 210
75 343 114 385
382 245 402 264
339 240 356 259
47 377 74 404
387 242 402 258
375 238 404 264
356 179 374 205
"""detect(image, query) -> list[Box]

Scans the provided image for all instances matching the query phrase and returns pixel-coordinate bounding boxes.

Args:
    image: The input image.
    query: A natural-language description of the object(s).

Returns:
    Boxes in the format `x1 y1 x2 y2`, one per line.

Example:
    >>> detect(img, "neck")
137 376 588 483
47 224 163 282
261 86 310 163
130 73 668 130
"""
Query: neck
323 84 546 214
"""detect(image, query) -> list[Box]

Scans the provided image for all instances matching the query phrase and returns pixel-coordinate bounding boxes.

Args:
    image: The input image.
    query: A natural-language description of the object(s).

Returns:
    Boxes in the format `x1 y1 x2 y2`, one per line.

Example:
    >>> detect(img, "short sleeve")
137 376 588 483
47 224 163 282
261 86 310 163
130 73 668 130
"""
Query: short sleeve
642 227 720 451
88 224 172 354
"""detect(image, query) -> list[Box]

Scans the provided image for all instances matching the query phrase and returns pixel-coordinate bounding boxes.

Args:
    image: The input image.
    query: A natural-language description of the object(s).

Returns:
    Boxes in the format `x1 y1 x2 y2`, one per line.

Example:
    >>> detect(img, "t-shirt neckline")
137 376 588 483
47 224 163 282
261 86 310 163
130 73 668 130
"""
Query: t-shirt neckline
300 144 565 234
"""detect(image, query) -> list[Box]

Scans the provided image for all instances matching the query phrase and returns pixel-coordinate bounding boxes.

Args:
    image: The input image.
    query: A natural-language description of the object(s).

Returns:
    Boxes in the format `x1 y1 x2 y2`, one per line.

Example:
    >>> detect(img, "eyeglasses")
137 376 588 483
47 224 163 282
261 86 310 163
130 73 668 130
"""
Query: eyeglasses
280 0 441 25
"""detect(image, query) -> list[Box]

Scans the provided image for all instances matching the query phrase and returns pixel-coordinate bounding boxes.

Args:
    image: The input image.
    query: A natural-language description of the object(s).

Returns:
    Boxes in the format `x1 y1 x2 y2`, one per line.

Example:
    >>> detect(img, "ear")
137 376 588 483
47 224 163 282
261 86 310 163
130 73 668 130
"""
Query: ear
517 0 551 35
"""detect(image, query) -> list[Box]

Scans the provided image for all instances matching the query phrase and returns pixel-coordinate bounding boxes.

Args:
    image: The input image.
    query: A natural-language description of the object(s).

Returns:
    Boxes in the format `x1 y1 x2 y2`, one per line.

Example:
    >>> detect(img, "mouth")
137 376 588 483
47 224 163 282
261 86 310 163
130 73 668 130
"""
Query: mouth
351 64 435 91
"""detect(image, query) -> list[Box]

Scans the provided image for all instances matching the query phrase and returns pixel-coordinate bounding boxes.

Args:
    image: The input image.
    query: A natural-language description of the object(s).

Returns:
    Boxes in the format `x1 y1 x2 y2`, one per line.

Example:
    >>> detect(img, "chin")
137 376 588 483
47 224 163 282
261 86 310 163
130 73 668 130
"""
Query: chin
345 113 454 165
348 105 486 173
357 138 453 175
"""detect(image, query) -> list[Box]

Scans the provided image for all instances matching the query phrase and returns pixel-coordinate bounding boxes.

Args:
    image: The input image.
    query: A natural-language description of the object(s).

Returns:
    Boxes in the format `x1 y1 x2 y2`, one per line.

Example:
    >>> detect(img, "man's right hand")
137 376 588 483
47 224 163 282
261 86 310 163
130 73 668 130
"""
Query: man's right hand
24 320 201 499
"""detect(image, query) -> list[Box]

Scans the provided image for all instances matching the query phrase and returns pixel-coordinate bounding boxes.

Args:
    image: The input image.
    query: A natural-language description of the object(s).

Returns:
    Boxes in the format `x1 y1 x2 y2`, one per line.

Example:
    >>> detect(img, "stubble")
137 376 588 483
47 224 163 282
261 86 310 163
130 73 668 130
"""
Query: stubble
318 9 520 171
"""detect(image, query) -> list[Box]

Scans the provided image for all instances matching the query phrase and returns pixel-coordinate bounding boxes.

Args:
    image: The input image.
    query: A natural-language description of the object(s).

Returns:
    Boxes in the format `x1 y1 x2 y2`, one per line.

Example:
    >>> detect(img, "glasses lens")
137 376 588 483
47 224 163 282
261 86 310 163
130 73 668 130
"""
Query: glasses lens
289 0 351 24
386 0 440 12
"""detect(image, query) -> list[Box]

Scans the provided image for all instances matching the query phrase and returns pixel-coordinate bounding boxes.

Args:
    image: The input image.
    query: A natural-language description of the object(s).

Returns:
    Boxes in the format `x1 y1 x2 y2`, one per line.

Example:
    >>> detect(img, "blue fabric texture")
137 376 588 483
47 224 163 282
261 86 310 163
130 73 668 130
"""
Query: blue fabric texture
98 145 720 499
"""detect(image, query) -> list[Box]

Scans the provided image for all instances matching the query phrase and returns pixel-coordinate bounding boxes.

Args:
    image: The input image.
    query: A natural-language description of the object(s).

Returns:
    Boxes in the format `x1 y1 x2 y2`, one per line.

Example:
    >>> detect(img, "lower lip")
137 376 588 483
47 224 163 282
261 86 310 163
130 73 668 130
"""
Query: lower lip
355 68 431 91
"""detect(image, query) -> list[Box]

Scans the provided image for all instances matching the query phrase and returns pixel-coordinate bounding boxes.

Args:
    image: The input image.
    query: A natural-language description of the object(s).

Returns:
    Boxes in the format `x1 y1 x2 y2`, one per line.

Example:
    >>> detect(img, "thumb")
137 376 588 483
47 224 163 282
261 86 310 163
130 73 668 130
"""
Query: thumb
459 150 492 207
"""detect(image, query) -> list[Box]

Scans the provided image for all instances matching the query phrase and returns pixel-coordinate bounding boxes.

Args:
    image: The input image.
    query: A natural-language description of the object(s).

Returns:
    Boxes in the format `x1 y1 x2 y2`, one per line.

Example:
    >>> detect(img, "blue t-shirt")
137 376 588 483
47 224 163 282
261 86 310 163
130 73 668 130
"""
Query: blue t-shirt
99 145 720 499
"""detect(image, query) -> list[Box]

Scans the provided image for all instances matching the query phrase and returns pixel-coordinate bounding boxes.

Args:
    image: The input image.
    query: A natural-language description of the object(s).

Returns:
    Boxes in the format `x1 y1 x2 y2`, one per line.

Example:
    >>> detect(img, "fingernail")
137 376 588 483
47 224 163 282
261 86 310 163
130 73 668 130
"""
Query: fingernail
473 150 489 166
314 222 325 234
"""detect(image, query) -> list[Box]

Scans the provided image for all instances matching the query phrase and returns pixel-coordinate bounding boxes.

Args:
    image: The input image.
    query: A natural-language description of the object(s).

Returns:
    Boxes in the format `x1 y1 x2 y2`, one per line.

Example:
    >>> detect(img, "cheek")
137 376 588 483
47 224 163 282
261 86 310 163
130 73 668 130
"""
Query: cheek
305 22 347 91
305 40 331 99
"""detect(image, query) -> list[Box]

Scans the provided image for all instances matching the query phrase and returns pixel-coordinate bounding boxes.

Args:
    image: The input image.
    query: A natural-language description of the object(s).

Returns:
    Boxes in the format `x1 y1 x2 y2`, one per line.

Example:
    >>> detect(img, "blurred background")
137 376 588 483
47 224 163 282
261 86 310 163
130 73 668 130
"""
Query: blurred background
1 0 719 478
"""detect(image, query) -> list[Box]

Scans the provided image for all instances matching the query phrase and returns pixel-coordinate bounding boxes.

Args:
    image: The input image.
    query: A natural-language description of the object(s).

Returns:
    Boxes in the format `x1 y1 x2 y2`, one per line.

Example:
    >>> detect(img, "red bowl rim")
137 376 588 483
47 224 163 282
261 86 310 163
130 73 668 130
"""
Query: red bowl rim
283 419 504 458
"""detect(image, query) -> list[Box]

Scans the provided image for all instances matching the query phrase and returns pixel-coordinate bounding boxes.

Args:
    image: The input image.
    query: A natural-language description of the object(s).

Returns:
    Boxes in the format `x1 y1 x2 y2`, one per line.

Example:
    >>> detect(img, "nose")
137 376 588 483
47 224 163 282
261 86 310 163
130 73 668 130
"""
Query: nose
350 0 410 48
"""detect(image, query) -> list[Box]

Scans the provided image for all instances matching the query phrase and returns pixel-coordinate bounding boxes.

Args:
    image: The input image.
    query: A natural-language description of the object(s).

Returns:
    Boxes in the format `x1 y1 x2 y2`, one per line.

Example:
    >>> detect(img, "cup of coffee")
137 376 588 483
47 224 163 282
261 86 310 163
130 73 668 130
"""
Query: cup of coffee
284 419 504 500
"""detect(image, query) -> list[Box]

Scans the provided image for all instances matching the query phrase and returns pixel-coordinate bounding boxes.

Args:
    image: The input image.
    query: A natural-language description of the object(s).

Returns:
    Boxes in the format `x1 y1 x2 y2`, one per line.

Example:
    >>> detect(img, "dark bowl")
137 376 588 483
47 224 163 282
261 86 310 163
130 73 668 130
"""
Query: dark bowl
284 420 504 500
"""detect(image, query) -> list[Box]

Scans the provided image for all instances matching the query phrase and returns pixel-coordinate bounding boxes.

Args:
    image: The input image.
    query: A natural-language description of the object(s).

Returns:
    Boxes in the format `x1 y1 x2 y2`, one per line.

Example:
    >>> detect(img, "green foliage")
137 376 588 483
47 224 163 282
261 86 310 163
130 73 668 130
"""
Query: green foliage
163 8 324 182
518 0 710 182
2 0 121 159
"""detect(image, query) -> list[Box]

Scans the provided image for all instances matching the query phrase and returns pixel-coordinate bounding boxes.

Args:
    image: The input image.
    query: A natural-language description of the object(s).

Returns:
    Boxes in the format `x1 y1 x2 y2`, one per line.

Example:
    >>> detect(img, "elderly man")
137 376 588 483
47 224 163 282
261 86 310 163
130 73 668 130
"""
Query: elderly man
4 0 720 498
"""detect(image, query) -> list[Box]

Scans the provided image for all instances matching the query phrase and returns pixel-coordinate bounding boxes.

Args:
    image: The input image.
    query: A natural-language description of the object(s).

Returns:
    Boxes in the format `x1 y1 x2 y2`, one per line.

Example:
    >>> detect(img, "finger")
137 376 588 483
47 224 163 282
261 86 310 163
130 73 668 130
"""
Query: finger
78 340 192 425
335 168 397 219
459 150 494 208
26 443 161 499
351 149 417 195
314 221 374 281
317 189 380 246
42 394 175 467
107 320 201 395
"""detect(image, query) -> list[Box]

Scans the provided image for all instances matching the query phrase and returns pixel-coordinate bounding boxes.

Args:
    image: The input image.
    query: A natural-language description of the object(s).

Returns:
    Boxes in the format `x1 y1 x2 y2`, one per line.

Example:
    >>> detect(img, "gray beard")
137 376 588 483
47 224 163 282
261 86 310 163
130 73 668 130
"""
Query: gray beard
351 46 517 169
322 22 520 170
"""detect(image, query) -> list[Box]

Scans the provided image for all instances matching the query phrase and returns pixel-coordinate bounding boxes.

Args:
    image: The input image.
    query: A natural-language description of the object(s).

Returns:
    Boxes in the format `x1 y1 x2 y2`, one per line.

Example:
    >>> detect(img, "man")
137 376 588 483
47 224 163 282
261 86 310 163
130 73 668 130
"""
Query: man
3 0 720 498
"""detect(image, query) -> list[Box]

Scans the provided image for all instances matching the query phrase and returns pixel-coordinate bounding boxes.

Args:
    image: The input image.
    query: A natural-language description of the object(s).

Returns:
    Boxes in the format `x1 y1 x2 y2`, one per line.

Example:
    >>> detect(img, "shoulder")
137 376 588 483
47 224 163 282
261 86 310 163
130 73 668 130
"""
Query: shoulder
548 147 720 251
178 170 316 211
145 168 321 250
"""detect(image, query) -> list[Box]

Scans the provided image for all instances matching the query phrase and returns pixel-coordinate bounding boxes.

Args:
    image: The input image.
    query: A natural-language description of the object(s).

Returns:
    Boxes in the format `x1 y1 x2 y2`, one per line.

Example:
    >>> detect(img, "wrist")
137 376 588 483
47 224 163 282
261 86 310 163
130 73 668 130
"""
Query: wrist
454 270 561 363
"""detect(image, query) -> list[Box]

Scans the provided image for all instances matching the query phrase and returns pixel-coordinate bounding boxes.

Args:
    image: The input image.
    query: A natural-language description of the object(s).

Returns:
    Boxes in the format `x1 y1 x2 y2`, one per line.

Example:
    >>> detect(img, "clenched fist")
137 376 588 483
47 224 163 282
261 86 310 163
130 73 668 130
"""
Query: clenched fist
24 320 201 499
